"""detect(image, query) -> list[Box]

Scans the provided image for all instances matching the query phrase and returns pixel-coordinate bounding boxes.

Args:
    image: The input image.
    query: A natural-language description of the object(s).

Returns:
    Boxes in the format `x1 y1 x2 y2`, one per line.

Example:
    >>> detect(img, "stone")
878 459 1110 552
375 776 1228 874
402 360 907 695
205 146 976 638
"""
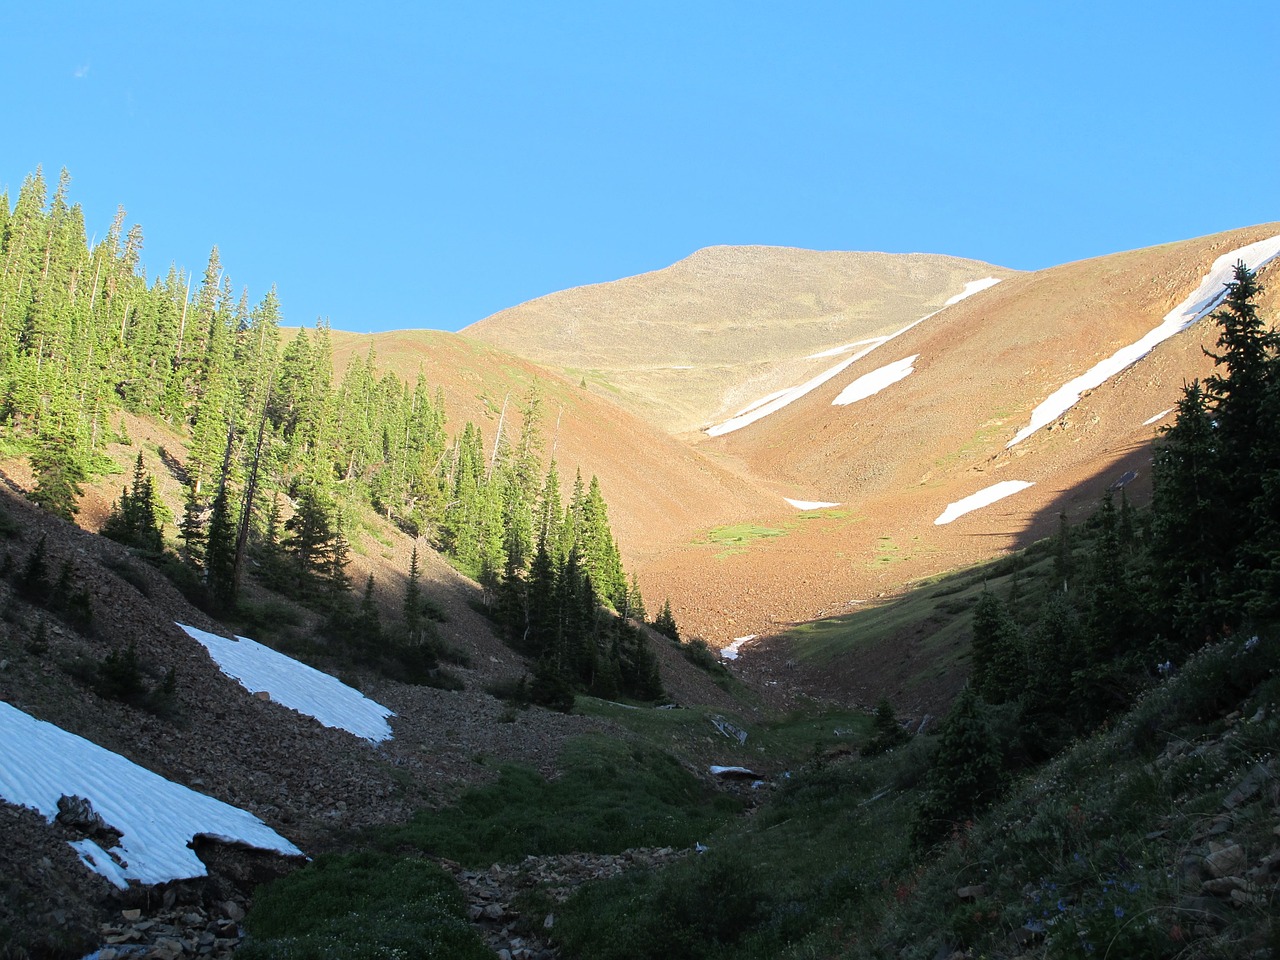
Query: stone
483 903 506 920
121 909 142 921
1201 876 1246 895
1205 843 1246 878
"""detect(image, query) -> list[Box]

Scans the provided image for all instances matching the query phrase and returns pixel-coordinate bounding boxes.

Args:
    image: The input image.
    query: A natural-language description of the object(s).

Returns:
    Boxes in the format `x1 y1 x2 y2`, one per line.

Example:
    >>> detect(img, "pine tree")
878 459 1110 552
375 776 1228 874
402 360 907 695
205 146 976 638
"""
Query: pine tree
914 685 1000 847
28 432 86 521
653 598 680 642
864 698 910 755
969 589 1022 704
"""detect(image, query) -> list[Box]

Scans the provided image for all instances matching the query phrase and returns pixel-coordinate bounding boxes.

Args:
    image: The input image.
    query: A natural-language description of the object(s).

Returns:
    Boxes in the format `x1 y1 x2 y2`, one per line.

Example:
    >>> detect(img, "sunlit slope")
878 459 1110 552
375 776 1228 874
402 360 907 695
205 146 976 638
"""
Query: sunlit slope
643 224 1280 645
462 247 1019 435
324 328 777 564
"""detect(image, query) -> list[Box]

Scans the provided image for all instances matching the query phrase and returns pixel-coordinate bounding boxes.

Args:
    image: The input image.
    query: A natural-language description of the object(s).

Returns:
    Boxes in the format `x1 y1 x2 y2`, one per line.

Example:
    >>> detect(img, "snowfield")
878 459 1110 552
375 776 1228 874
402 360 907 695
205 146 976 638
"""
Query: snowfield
934 480 1035 525
1143 408 1173 427
833 355 918 406
0 701 303 888
720 635 756 660
706 277 1002 437
179 624 395 743
1008 235 1280 447
785 498 842 510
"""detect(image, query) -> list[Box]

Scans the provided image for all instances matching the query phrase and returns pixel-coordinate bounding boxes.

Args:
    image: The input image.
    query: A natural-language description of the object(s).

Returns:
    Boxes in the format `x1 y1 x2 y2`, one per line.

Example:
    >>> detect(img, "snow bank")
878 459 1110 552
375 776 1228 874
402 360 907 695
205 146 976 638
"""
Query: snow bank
0 701 303 888
706 276 1001 437
833 355 918 406
1008 235 1280 447
934 480 1034 525
720 635 756 660
179 624 394 743
784 498 841 510
1143 408 1173 427
944 277 1002 306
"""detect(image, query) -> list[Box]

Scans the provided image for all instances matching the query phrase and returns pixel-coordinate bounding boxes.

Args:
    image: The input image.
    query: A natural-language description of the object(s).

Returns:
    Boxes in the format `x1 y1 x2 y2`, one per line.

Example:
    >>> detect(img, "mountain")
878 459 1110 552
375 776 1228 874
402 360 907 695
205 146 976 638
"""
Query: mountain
463 246 1019 435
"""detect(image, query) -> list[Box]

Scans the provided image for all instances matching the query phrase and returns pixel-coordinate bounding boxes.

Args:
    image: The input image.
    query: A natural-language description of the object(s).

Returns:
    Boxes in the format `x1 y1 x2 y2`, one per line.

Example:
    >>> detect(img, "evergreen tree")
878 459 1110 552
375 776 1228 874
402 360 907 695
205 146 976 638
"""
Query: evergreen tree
969 589 1021 704
102 452 164 552
863 698 910 756
914 685 1000 847
28 432 85 521
653 598 680 642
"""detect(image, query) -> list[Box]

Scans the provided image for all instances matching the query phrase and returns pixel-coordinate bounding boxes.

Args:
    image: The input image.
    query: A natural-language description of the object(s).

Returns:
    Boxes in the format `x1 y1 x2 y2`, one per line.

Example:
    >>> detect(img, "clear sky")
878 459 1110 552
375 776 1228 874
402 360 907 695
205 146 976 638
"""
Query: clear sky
4 2 1276 334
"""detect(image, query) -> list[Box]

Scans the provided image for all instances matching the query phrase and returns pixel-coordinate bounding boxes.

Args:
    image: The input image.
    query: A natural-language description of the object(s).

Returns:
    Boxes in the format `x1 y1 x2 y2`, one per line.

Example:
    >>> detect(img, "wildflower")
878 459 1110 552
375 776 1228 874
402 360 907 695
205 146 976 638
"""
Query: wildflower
1114 906 1125 918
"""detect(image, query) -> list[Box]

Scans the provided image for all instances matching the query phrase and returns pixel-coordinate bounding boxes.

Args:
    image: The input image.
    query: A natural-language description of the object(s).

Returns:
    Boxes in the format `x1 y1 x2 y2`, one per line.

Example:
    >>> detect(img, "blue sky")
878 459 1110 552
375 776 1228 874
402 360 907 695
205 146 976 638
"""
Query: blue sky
4 2 1276 333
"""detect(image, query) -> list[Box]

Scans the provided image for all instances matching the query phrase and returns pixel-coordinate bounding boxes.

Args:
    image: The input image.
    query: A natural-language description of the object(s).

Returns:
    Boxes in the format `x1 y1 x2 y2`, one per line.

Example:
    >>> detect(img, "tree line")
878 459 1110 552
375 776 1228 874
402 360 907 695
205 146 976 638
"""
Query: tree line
915 261 1279 843
0 166 664 703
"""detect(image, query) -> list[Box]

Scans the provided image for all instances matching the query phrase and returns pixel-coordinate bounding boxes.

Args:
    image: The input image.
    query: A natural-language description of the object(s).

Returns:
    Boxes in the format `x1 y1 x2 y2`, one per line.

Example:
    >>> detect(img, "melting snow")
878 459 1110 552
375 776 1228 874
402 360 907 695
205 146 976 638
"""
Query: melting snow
944 277 1003 306
1143 408 1173 427
0 701 303 888
733 388 792 418
179 624 394 743
720 636 756 660
1008 235 1280 447
833 355 918 406
706 277 1001 437
785 498 841 510
934 480 1035 525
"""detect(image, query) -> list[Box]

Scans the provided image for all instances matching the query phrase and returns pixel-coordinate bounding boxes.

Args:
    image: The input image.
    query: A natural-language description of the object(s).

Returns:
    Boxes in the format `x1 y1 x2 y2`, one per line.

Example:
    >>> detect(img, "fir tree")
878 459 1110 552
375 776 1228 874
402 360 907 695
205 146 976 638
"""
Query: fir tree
653 598 680 642
28 432 86 521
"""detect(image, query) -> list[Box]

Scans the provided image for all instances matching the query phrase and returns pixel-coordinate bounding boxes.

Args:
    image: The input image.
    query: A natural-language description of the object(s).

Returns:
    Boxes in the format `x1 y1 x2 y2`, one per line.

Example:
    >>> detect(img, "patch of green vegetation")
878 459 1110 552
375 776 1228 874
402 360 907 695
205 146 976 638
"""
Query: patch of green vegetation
239 851 490 960
554 746 920 960
367 734 743 867
700 523 790 558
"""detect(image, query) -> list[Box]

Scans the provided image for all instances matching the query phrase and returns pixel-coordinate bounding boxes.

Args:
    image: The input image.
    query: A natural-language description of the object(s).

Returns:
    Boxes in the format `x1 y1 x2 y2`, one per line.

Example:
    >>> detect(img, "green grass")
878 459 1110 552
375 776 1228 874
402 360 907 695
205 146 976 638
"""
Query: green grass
239 851 490 960
554 747 920 960
366 734 743 867
700 523 791 558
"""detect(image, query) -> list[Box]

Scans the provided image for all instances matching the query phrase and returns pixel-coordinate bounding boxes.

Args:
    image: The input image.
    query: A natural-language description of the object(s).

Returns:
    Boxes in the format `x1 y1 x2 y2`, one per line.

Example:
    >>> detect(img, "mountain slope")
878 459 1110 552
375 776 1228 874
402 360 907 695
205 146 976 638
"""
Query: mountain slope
635 224 1280 649
324 328 778 566
463 247 1019 435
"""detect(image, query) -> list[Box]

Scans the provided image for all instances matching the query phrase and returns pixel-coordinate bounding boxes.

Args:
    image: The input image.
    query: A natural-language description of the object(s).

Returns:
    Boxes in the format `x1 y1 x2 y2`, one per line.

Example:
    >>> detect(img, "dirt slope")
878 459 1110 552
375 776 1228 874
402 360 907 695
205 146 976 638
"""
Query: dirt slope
325 329 777 566
462 246 1019 434
635 224 1280 646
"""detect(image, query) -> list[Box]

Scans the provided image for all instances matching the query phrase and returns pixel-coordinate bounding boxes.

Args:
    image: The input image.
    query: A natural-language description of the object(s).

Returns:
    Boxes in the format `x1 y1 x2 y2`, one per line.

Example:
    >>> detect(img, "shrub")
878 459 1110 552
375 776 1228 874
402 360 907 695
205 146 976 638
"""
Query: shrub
240 852 490 960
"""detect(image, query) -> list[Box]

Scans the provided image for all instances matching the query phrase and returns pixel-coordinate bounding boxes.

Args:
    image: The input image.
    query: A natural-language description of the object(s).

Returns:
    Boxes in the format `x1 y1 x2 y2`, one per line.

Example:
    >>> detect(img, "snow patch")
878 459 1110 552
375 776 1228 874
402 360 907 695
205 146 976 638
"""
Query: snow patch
1008 235 1280 447
934 480 1035 525
720 635 756 660
784 498 841 510
705 275 1000 437
944 277 1002 306
1143 408 1173 427
0 701 303 887
179 624 394 743
734 388 792 417
833 355 918 406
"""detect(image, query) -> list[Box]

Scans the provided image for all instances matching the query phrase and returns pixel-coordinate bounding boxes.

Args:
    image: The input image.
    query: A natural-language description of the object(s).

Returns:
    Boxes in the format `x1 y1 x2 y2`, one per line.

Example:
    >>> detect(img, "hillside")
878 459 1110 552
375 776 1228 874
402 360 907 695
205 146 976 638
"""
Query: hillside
3 198 1280 959
631 225 1280 653
463 246 1019 435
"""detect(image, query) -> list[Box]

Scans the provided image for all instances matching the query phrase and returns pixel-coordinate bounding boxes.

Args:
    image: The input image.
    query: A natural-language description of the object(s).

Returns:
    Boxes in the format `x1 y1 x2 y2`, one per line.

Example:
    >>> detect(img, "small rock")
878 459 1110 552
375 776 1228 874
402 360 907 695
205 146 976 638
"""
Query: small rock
255 691 271 701
543 913 555 929
1229 887 1263 907
121 908 142 921
483 903 506 920
957 884 987 900
220 900 245 923
1204 843 1246 878
1201 876 1246 895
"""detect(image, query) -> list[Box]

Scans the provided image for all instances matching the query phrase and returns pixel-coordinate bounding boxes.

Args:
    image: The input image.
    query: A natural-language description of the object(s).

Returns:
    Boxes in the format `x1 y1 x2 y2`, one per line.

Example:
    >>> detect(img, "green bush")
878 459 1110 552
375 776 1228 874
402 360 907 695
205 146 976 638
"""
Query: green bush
240 852 489 960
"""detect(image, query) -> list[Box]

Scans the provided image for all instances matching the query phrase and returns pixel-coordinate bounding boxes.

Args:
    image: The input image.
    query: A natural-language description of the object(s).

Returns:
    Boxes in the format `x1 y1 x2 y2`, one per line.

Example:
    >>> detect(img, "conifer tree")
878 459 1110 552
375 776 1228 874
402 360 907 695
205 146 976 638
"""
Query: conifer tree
28 432 85 521
653 599 680 642
969 589 1021 704
913 685 1000 847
